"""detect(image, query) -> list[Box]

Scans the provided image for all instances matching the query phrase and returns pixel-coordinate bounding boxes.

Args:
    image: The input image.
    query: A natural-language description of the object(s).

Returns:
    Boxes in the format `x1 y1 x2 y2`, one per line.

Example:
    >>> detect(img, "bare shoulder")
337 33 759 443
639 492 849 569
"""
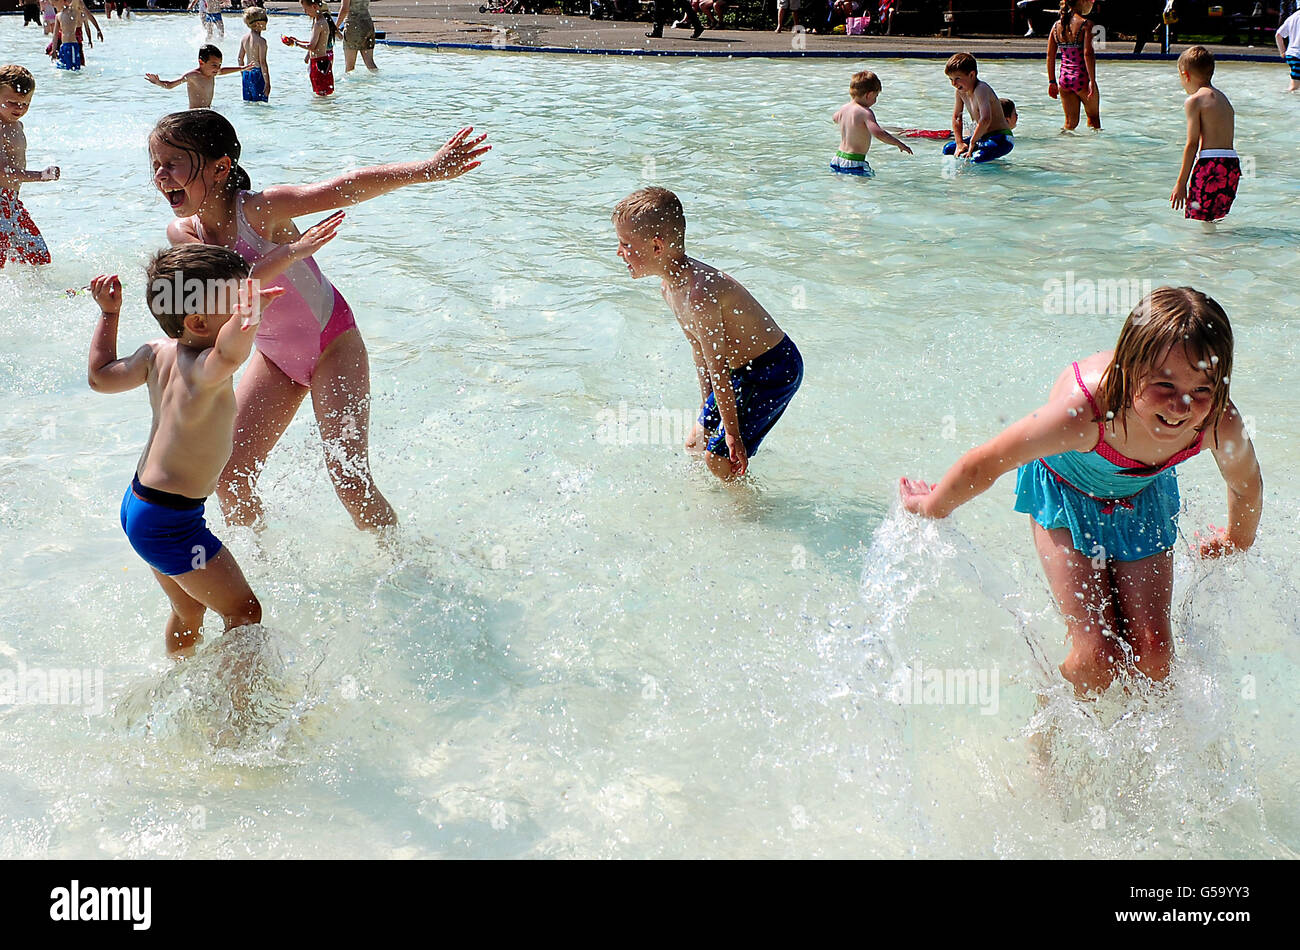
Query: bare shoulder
166 215 201 245
1209 399 1248 453
1048 351 1109 413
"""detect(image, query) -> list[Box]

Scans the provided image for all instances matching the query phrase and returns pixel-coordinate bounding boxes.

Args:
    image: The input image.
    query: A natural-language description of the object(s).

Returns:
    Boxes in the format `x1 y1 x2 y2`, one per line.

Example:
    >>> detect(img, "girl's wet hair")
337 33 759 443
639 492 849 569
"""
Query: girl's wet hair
150 109 252 195
1095 286 1234 441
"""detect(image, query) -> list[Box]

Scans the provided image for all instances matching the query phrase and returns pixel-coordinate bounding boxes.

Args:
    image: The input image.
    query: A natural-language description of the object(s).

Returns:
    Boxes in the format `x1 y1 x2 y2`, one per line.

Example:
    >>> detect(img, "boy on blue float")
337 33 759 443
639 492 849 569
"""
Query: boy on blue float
943 52 1016 163
613 187 803 481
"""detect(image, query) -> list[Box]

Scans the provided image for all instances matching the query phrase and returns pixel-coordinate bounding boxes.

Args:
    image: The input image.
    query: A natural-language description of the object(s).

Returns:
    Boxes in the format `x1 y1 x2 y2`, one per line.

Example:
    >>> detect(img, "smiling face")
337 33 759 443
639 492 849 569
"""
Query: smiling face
0 86 32 125
614 219 661 280
948 70 977 95
198 55 223 77
149 135 232 218
1129 346 1219 443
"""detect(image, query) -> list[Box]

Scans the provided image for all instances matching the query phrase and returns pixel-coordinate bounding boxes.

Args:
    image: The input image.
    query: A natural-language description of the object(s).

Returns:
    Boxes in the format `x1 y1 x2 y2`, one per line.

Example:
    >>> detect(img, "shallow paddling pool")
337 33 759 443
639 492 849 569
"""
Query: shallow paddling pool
1 15 1297 858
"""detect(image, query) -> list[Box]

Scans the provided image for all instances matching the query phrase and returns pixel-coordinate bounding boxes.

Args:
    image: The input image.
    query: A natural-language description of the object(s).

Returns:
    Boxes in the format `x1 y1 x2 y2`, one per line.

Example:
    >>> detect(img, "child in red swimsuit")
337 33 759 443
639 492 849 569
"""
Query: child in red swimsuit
1171 46 1240 231
284 0 337 97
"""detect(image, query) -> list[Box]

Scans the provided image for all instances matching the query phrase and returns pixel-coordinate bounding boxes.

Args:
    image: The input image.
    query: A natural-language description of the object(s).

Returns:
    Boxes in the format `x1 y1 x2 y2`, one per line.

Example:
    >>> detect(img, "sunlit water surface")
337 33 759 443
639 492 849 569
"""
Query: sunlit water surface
1 15 1297 858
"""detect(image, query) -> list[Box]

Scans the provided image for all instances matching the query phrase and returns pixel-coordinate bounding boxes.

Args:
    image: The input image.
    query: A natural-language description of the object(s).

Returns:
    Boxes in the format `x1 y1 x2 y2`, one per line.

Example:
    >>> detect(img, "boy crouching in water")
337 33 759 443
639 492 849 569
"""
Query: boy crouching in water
943 52 1015 163
88 246 282 656
613 187 803 480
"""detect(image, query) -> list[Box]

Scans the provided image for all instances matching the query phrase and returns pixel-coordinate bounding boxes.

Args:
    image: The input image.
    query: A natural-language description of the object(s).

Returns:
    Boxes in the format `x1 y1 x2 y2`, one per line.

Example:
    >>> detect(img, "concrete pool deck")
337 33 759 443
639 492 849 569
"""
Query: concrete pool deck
266 3 1283 60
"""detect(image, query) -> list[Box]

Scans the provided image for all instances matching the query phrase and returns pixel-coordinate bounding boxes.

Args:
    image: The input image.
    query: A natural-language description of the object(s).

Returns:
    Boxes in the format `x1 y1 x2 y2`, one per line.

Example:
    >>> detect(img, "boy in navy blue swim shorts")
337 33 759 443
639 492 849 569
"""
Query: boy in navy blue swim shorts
88 245 281 656
614 187 803 481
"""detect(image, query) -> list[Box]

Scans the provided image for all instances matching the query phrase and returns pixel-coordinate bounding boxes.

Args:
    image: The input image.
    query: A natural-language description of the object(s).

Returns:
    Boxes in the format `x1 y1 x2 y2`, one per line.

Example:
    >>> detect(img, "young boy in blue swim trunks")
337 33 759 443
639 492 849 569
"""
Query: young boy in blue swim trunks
88 246 282 657
830 70 913 177
238 7 271 102
943 53 1016 163
613 187 803 481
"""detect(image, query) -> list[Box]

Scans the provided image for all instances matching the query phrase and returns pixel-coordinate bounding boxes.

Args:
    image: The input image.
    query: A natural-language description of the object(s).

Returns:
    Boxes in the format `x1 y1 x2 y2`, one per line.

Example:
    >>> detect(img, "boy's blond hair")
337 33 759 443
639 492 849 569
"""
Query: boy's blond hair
0 65 35 97
850 70 881 98
1178 45 1215 80
243 5 268 26
612 187 686 249
945 52 977 76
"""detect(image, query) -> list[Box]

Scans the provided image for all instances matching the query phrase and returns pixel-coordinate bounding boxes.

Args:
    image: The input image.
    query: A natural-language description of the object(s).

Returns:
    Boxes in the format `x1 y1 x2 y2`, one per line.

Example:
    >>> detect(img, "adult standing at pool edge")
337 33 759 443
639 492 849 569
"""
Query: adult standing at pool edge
338 0 378 72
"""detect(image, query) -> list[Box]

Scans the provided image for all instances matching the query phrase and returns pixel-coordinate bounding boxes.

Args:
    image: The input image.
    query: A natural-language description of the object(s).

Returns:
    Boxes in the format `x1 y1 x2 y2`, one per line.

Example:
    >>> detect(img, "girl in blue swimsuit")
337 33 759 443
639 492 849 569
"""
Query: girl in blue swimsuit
900 287 1263 697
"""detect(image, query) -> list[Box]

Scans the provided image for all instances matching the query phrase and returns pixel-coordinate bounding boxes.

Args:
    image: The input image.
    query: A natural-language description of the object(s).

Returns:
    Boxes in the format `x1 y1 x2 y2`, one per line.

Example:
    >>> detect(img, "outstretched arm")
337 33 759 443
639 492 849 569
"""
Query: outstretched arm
900 397 1096 518
88 275 153 394
864 111 913 154
246 211 344 285
144 73 186 89
1199 404 1263 556
250 128 490 223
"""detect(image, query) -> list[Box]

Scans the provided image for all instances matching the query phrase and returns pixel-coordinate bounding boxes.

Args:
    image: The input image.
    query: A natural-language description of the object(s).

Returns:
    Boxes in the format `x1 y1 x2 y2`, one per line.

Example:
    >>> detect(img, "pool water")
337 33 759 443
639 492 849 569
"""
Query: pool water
1 14 1297 858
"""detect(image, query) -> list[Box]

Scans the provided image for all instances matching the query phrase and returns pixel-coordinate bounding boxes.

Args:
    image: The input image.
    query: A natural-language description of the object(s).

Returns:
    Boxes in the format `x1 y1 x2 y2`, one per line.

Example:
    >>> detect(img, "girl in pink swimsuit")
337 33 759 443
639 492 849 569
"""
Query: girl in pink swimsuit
900 287 1263 698
149 110 489 532
1046 0 1101 131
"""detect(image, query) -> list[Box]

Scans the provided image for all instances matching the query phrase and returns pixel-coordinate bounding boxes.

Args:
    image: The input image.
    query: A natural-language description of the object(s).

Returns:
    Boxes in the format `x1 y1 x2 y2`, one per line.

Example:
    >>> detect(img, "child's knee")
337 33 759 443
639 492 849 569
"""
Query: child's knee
1128 627 1173 681
228 595 261 629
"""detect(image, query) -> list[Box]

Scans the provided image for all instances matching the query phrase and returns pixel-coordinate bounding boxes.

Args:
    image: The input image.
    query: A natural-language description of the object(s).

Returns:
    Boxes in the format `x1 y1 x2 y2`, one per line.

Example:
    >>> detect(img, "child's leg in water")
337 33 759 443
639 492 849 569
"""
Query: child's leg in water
1109 550 1174 684
218 353 310 529
150 550 261 658
1082 86 1101 130
312 329 397 531
1033 523 1123 695
1060 90 1082 132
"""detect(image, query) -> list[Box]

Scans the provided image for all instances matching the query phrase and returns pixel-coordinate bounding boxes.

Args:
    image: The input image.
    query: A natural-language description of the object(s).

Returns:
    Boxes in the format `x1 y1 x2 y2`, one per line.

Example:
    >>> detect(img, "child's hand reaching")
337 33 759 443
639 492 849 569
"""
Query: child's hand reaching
1194 525 1239 559
287 210 344 262
39 166 59 182
897 141 914 155
90 274 122 314
898 477 938 516
420 127 491 182
236 280 286 330
724 429 748 478
144 73 163 86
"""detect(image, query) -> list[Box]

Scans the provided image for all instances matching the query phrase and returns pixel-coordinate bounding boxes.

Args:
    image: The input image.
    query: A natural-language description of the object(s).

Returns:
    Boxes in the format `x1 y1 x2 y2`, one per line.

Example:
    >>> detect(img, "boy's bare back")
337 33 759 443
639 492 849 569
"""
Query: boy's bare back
661 260 785 370
1186 85 1234 151
241 31 268 72
833 100 877 156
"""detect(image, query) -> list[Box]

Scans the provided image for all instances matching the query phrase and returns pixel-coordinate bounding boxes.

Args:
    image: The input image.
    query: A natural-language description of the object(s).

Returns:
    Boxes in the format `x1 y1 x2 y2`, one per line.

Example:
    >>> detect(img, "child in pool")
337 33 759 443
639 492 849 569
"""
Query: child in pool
145 45 258 110
87 247 282 656
188 0 226 41
943 52 1015 163
830 70 913 177
0 65 60 268
897 98 1016 140
1278 7 1300 93
149 109 488 531
613 187 803 481
49 0 85 71
1046 0 1101 131
238 7 272 103
283 0 338 98
1171 46 1239 232
900 287 1263 697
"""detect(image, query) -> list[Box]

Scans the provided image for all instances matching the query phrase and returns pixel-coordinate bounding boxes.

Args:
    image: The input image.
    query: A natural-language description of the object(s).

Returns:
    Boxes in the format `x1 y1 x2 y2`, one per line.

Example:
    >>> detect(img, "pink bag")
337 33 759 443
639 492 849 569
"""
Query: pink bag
846 15 870 35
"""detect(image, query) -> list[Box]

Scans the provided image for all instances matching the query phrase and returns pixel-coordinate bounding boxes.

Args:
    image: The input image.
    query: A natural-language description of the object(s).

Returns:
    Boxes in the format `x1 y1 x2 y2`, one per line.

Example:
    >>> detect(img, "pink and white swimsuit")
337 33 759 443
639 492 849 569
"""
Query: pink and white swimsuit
194 191 357 386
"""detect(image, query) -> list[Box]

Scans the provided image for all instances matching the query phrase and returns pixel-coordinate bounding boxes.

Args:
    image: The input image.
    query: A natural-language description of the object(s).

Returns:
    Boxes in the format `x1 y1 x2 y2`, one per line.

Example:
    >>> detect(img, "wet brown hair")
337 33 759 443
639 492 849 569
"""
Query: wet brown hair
945 53 977 76
1094 286 1234 441
150 109 252 196
850 70 881 98
146 244 251 339
1179 45 1215 80
0 65 35 97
